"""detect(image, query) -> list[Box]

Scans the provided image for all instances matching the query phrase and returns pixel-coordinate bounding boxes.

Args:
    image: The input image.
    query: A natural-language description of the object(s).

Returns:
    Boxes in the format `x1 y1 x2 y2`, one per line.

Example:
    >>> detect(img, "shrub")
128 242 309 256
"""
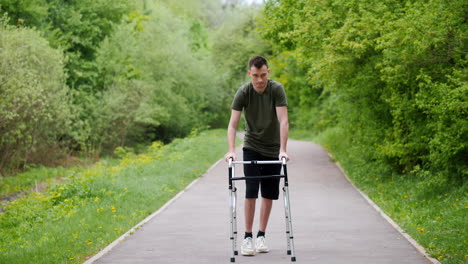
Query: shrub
0 17 73 171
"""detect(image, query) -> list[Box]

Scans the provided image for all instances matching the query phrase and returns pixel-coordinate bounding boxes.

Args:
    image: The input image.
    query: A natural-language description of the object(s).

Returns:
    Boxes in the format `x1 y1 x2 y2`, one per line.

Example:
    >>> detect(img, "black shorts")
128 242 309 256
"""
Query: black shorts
243 148 281 200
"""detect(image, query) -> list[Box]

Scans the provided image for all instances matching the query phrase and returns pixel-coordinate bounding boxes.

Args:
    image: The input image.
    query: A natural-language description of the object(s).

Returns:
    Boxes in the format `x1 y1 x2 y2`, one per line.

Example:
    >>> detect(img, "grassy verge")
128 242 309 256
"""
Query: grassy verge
0 129 232 264
0 166 85 200
290 129 467 264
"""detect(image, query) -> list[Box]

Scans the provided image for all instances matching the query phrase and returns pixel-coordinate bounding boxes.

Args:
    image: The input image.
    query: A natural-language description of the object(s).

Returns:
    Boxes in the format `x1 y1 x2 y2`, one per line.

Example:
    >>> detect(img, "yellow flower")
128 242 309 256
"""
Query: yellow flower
404 195 409 199
98 226 103 229
438 256 443 260
375 177 379 181
416 227 425 232
69 257 75 260
94 197 100 202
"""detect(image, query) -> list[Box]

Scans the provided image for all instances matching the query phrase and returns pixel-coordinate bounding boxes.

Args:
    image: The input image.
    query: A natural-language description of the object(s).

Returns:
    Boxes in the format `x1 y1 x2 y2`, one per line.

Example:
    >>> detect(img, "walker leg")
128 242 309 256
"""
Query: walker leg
233 186 238 255
283 186 296 262
229 186 238 262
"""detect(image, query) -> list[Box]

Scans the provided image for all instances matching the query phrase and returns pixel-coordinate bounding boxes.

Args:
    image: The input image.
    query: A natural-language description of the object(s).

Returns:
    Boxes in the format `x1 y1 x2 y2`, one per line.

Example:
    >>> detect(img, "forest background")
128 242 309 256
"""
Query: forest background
0 0 466 263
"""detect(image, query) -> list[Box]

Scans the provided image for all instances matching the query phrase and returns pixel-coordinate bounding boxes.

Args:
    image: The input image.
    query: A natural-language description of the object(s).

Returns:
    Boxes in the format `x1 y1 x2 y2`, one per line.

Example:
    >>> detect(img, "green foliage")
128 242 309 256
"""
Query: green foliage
260 0 467 183
44 0 134 91
0 0 269 171
93 5 225 149
0 0 49 26
0 18 73 170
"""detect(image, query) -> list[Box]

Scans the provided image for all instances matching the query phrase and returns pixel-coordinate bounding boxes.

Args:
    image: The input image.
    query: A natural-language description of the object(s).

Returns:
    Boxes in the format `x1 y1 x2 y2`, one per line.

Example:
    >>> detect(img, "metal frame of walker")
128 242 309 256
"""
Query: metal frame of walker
228 157 296 262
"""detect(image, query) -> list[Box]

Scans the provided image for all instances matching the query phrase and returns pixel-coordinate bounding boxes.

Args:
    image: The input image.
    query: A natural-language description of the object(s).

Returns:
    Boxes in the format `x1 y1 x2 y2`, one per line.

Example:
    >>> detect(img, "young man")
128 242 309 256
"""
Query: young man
225 56 289 256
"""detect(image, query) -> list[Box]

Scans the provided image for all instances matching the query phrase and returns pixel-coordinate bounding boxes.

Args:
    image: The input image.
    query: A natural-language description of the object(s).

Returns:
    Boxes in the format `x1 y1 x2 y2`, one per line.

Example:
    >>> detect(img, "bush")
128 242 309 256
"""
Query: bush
0 17 73 171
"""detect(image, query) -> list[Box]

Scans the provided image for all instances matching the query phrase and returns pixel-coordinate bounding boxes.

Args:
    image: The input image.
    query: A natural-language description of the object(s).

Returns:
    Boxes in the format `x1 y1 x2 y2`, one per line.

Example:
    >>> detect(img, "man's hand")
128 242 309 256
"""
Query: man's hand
279 151 289 162
225 152 236 162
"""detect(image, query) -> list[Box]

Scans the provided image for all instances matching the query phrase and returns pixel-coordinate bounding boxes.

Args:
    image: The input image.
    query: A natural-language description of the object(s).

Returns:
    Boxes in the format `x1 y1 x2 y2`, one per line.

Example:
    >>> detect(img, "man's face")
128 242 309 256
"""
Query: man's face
248 65 270 91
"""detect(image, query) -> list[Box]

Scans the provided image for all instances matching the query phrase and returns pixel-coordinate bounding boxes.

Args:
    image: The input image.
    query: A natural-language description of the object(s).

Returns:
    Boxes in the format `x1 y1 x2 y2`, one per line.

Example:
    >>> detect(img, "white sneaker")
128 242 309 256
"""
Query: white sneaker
241 237 256 256
255 236 269 253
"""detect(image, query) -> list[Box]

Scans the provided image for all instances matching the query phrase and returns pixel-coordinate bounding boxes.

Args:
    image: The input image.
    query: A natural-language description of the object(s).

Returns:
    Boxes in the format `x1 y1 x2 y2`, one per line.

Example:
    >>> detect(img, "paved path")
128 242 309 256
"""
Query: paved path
91 140 431 264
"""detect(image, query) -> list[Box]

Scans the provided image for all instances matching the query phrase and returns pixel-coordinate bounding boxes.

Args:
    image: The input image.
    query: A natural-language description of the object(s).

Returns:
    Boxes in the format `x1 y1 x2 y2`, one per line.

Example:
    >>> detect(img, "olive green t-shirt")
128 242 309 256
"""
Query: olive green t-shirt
231 79 288 157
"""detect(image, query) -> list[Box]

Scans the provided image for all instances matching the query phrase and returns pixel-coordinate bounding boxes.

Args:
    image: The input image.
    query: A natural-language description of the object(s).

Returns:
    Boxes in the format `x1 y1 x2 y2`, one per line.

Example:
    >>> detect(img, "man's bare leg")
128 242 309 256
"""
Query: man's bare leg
259 198 273 232
245 198 256 233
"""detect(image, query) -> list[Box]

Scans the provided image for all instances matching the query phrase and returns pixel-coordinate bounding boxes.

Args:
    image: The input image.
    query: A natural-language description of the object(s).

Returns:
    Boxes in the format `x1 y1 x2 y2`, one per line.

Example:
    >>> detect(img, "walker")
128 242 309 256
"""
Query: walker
228 157 296 262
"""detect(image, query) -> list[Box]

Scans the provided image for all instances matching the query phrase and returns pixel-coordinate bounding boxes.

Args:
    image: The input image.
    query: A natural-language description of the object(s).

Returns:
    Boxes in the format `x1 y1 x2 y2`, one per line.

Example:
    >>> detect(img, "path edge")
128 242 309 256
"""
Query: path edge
327 153 441 264
82 158 224 264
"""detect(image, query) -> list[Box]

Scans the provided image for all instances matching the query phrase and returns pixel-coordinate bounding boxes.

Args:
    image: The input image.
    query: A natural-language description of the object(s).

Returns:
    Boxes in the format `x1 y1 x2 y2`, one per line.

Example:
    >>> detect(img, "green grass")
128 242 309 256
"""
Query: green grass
291 128 467 264
0 166 84 199
0 129 233 264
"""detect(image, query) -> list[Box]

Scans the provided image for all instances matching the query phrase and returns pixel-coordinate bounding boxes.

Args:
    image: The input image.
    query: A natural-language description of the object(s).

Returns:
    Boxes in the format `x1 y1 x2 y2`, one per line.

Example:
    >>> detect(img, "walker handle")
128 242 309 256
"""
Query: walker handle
281 156 287 165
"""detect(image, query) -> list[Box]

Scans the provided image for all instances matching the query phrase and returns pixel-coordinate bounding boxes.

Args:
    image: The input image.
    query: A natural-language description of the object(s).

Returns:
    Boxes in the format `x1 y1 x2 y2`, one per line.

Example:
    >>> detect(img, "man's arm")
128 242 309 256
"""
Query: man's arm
276 106 289 161
225 109 242 161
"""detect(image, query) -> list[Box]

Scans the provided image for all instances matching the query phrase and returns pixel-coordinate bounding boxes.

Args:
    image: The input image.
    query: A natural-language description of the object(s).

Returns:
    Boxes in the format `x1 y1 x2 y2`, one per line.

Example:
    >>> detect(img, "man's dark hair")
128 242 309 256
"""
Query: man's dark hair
249 56 268 69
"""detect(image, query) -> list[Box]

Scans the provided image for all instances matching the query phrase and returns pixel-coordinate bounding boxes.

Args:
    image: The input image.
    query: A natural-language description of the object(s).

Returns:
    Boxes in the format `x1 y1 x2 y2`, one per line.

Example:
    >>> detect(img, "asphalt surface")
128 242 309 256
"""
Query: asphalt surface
90 139 431 264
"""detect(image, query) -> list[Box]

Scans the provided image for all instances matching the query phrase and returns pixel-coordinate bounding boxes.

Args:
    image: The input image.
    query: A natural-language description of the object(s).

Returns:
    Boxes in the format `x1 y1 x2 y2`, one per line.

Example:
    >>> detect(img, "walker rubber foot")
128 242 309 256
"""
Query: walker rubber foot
234 250 238 255
291 256 296 262
287 250 291 255
230 257 235 262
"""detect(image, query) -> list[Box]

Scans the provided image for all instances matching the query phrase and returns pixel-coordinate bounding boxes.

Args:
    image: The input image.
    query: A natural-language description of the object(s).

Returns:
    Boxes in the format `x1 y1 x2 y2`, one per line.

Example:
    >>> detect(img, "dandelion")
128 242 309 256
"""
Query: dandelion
375 177 379 181
436 216 441 220
69 257 75 260
438 256 443 260
94 197 100 202
111 205 117 213
404 195 409 199
455 199 459 202
97 207 104 213
98 226 103 229
416 227 425 232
